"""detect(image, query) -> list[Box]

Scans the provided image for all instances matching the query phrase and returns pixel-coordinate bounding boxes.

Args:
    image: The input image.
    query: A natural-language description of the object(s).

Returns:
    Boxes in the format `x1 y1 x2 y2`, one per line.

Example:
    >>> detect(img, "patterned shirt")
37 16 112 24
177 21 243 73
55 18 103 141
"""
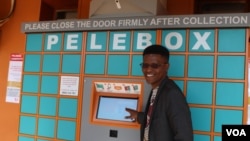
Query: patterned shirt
144 87 158 141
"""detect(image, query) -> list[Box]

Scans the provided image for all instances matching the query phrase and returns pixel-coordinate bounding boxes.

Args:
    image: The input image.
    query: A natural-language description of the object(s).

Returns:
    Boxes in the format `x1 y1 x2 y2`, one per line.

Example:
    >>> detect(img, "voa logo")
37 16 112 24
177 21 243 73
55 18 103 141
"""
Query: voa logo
226 129 246 136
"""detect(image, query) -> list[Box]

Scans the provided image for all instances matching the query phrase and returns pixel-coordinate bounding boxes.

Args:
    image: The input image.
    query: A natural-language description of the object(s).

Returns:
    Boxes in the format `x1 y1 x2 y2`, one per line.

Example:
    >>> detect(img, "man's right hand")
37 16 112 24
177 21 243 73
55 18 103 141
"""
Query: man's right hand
125 108 138 122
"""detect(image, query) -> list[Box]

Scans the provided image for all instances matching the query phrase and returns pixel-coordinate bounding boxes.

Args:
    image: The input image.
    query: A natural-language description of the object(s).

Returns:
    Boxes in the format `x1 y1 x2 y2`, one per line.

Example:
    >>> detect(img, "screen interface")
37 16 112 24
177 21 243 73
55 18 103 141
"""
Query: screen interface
97 96 138 122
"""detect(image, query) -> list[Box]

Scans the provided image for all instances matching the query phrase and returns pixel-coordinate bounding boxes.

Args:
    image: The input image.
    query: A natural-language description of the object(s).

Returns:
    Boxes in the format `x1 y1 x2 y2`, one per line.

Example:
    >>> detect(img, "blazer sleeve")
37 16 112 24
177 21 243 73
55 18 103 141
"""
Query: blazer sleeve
137 112 145 124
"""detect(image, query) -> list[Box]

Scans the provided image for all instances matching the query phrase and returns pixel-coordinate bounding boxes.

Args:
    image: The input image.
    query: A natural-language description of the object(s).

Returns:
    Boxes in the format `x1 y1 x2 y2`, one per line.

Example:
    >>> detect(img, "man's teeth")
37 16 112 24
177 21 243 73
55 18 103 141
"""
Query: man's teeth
147 74 153 77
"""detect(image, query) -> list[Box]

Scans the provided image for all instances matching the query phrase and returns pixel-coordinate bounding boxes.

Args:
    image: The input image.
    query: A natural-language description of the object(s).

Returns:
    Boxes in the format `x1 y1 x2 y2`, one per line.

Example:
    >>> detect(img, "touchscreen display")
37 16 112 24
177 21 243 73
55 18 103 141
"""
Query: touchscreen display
97 96 138 122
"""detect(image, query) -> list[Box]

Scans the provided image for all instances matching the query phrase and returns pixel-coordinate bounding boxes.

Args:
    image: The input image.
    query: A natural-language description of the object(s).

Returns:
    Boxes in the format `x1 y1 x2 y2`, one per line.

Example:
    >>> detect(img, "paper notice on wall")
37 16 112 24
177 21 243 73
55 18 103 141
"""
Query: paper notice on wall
6 53 23 103
249 59 250 97
248 60 250 124
60 76 79 96
248 105 250 124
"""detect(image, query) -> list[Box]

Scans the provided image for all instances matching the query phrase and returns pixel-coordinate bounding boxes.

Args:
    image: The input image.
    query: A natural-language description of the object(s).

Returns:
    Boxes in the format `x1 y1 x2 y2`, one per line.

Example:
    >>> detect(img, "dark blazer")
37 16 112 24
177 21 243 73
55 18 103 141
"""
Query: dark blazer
138 76 193 141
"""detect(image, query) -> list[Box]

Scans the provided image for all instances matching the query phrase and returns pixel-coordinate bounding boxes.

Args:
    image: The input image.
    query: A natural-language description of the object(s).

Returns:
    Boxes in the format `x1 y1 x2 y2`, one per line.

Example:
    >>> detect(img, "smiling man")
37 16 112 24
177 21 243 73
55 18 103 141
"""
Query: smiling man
125 44 193 141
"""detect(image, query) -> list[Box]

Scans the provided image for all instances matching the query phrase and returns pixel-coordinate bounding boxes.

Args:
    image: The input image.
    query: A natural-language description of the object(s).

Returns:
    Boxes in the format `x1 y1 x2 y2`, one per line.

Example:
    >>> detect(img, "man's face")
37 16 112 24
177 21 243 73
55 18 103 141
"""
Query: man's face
141 54 169 89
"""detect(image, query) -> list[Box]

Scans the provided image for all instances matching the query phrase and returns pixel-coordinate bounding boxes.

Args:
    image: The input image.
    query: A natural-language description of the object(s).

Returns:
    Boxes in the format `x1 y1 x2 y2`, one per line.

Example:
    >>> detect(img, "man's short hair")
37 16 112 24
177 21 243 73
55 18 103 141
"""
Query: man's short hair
143 44 169 62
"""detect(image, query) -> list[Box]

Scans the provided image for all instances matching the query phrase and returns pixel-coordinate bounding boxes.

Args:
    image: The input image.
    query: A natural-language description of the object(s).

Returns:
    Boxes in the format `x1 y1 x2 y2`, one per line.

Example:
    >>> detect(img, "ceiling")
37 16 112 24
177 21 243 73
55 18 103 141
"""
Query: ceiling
0 0 14 20
42 0 79 10
0 0 15 26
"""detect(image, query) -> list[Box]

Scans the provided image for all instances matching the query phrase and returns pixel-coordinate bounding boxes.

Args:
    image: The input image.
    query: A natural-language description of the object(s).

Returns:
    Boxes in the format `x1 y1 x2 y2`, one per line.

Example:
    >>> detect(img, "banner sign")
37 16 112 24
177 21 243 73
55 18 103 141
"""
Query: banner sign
22 13 250 33
94 82 141 94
